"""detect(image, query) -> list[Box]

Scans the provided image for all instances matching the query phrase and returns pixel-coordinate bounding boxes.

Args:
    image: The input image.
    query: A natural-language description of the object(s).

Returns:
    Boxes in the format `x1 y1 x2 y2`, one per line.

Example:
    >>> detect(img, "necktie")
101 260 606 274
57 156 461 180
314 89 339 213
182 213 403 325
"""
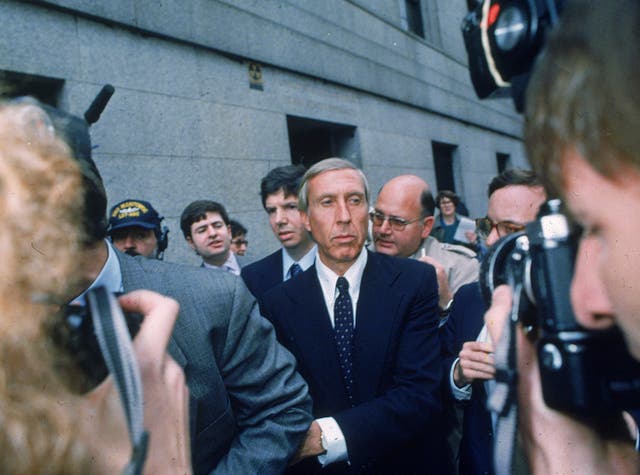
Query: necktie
289 263 302 279
334 276 354 403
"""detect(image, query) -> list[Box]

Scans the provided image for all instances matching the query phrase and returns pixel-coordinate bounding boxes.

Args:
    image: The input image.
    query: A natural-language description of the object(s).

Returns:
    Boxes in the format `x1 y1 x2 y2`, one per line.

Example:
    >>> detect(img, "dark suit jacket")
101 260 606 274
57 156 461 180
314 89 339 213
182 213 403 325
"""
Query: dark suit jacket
259 251 448 474
241 248 283 300
116 250 312 475
440 282 493 475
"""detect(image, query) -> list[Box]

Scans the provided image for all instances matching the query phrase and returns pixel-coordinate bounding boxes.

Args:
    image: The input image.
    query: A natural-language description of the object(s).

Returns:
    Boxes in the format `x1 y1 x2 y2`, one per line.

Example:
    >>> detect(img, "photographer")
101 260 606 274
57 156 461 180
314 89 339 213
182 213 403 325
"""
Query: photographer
484 1 640 473
0 101 190 473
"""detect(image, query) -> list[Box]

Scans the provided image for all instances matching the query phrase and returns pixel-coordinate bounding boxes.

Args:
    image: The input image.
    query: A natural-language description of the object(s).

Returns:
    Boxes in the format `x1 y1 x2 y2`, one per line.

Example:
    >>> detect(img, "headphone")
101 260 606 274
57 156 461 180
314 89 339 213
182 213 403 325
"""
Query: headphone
155 224 169 260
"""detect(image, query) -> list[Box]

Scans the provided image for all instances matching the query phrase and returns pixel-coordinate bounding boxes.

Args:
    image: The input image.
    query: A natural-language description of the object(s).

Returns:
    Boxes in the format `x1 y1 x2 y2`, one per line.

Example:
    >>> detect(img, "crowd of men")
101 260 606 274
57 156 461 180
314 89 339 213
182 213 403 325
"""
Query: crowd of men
3 1 639 473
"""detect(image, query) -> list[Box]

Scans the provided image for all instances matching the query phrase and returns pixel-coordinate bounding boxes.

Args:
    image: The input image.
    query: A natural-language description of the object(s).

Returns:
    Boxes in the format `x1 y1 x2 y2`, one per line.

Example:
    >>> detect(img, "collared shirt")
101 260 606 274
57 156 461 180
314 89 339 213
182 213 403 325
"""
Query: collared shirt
71 239 123 304
282 244 317 281
315 247 367 328
202 252 241 276
313 247 368 466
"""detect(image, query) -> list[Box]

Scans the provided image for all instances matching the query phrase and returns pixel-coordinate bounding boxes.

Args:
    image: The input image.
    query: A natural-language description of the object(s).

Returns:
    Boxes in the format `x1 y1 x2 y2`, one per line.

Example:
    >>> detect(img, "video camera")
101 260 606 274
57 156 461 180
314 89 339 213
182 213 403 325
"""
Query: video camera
480 199 640 415
462 0 565 111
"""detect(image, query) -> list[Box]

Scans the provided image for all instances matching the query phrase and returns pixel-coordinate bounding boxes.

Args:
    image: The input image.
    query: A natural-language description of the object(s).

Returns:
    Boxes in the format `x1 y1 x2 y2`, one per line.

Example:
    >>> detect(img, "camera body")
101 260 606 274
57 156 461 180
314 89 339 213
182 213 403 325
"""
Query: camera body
480 199 640 414
462 0 565 111
54 289 143 391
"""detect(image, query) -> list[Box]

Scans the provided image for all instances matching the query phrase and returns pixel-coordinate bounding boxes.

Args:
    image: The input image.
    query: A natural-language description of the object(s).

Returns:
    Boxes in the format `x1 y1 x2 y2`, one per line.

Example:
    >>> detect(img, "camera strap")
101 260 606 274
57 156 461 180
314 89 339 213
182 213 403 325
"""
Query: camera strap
487 283 522 475
86 287 149 475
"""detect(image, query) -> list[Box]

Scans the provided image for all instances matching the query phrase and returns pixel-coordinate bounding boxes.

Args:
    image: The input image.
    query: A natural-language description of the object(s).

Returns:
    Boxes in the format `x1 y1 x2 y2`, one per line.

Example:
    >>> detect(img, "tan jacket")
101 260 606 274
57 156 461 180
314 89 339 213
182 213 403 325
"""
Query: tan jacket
410 236 479 296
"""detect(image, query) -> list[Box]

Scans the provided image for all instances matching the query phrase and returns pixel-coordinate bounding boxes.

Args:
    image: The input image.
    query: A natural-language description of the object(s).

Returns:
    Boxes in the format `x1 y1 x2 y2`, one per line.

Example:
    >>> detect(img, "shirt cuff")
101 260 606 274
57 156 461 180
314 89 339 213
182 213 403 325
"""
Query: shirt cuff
316 417 348 466
450 357 472 401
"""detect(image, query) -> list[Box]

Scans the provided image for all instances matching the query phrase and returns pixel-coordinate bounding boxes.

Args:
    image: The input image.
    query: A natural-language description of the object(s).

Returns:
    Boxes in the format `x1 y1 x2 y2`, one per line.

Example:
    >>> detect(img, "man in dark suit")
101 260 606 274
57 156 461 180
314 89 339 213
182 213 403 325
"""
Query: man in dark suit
440 169 545 475
242 165 316 299
259 158 447 474
45 102 312 474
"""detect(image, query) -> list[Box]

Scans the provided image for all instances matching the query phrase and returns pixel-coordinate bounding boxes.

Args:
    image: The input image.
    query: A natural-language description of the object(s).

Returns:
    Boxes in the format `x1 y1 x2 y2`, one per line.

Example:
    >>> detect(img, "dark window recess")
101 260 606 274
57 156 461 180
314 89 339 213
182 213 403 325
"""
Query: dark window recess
432 141 458 192
405 0 424 37
497 152 511 173
287 116 360 169
0 70 64 106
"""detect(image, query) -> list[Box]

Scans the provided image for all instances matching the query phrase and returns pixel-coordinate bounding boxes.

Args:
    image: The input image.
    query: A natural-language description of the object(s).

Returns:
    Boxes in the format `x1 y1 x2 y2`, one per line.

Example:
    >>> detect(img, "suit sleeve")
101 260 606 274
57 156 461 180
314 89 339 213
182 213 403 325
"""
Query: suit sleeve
333 263 444 469
209 277 313 474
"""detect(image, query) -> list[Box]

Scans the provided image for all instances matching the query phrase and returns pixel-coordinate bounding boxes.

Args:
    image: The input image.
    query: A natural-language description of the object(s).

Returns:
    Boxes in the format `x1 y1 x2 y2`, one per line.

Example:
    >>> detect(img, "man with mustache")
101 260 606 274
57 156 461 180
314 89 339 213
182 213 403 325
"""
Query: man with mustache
180 200 241 275
242 165 316 300
259 158 448 473
108 199 168 259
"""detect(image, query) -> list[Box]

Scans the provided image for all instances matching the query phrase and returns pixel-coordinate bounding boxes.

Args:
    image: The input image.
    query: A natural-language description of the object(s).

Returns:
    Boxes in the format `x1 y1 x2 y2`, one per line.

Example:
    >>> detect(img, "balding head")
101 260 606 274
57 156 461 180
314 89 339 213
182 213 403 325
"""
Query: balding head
373 175 436 257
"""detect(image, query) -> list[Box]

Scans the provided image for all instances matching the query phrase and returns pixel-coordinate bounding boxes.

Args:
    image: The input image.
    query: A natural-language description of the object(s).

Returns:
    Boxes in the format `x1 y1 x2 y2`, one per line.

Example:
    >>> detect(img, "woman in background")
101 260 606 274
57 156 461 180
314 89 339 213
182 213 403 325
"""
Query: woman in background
432 190 477 251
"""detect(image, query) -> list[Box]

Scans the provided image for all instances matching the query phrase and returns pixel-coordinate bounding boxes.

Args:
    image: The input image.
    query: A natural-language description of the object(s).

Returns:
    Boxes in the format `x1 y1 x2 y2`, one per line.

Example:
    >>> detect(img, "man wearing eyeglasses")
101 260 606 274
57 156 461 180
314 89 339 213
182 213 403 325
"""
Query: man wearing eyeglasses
440 168 545 475
372 175 479 315
229 219 249 256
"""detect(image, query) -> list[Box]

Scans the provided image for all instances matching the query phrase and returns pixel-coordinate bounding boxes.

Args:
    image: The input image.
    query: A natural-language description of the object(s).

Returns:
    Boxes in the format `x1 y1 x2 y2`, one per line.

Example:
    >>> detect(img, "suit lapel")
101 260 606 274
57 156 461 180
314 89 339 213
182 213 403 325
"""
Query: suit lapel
262 249 283 292
282 268 346 395
353 252 402 402
117 251 188 368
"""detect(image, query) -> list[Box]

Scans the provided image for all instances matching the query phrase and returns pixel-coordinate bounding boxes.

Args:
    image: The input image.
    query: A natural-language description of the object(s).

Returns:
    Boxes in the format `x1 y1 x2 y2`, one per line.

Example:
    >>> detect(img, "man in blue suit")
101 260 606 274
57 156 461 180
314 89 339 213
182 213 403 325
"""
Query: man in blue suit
260 158 447 474
242 165 316 300
440 169 545 475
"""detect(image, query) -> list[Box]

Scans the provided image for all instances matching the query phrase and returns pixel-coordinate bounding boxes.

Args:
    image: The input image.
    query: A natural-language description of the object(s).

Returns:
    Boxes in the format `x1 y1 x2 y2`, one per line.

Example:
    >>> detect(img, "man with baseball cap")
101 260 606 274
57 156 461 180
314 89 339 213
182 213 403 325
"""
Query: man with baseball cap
108 199 168 259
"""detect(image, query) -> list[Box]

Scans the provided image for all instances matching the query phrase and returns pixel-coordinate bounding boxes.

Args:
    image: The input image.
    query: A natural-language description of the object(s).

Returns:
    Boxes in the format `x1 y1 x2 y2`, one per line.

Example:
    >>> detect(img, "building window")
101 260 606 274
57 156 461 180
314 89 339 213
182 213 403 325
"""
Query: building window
400 0 425 38
287 115 360 169
0 70 64 106
496 152 511 173
432 140 459 192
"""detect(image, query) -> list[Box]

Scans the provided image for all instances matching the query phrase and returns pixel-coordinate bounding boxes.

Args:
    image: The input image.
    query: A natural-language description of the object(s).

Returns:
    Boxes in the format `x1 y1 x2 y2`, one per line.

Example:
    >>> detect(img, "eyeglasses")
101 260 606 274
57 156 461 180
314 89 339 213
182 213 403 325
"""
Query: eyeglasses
231 239 248 246
369 211 423 231
475 217 525 239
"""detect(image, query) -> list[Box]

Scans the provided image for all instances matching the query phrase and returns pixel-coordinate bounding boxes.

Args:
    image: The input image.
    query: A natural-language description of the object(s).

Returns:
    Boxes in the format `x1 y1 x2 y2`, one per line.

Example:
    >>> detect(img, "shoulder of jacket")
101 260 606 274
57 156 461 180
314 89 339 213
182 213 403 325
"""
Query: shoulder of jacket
440 242 477 259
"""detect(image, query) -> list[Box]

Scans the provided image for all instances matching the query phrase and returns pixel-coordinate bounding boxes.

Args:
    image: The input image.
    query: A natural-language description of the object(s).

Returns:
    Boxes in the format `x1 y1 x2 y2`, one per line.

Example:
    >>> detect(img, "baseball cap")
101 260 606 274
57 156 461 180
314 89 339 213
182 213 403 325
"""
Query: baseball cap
108 199 162 233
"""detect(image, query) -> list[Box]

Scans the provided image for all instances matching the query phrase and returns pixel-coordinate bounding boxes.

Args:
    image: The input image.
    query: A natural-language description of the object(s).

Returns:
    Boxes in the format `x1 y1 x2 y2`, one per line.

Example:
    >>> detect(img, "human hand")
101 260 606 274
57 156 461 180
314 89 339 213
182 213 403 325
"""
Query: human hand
120 291 191 474
81 290 191 474
484 285 637 474
453 341 495 387
465 230 477 243
418 255 452 309
289 420 325 465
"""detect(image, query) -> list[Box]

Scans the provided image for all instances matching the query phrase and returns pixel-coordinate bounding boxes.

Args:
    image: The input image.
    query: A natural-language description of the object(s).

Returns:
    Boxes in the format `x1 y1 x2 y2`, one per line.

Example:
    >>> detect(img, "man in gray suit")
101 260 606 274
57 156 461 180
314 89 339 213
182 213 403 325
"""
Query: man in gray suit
49 104 313 474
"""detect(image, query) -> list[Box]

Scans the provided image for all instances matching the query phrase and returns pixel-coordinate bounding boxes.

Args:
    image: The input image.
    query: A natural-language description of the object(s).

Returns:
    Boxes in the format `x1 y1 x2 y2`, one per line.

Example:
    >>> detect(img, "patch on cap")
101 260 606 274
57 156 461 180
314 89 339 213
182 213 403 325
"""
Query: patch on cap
108 199 161 232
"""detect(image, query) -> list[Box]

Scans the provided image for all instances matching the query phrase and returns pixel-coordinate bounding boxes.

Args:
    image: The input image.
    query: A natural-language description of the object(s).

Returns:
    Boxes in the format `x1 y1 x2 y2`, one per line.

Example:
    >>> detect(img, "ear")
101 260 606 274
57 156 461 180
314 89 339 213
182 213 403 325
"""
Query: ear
421 216 435 239
301 210 312 233
186 235 196 251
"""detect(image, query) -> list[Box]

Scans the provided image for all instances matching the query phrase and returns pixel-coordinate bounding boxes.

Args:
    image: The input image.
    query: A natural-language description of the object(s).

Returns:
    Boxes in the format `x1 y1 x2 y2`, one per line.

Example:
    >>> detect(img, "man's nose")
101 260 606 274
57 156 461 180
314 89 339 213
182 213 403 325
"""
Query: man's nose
485 227 500 247
123 235 137 249
570 236 615 330
336 200 351 223
275 208 288 224
378 217 393 234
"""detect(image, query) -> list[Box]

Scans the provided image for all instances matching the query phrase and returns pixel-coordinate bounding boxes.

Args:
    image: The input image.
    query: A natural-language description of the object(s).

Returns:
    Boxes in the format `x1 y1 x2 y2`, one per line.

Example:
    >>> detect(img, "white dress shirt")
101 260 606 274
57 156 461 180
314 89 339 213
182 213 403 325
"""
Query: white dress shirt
71 239 123 304
313 248 368 465
202 252 241 276
281 245 317 281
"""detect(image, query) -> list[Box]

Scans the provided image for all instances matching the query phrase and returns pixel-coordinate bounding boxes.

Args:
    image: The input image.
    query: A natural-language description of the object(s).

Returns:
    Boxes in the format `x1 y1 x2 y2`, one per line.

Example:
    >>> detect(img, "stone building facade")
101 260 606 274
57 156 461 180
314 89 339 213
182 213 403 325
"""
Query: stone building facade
0 0 526 264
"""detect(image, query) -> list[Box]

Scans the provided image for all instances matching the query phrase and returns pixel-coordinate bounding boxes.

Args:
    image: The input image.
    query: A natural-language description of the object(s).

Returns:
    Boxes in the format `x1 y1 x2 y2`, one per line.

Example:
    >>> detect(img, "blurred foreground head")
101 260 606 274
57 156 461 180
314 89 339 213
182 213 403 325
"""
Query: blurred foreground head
525 0 640 194
0 101 99 473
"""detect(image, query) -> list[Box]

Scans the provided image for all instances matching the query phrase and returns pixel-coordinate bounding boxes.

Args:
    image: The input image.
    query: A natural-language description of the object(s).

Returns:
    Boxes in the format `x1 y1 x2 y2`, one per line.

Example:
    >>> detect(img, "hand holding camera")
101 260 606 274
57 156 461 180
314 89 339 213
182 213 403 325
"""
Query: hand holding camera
80 290 191 475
